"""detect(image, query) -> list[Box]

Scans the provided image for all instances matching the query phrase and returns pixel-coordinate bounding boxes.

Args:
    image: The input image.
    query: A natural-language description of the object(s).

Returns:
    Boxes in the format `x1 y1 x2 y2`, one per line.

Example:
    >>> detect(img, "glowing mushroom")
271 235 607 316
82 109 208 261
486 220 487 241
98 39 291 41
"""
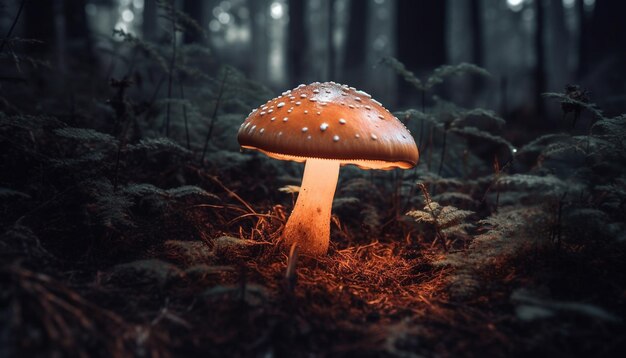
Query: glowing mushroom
237 82 418 256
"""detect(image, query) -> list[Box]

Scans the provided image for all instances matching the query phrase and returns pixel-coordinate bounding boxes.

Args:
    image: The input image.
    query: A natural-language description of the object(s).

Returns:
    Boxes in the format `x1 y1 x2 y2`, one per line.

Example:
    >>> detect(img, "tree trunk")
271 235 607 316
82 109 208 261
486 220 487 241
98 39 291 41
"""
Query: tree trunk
469 0 483 67
288 0 307 86
327 0 336 80
143 0 158 42
183 0 204 44
23 0 55 55
396 0 446 106
534 0 546 118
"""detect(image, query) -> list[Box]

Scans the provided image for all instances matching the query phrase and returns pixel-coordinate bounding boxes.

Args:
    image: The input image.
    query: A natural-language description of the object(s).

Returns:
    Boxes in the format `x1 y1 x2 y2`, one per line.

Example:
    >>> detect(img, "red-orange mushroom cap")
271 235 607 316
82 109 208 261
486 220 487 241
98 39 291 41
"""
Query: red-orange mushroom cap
237 82 419 170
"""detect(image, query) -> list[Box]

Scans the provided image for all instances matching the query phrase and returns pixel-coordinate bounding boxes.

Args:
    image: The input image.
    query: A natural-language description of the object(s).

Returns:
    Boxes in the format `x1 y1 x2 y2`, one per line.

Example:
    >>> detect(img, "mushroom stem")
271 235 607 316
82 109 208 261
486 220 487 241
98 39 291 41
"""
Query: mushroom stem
282 158 340 256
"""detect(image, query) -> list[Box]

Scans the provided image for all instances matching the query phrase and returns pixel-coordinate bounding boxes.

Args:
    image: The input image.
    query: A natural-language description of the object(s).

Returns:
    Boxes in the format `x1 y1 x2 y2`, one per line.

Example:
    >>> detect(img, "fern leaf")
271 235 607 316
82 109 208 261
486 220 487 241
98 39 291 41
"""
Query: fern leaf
55 127 118 144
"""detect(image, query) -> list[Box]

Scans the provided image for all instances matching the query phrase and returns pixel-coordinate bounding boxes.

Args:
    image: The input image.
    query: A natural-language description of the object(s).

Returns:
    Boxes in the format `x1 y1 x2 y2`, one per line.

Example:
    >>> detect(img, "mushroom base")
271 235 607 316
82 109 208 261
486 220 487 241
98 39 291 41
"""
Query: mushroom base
282 158 340 256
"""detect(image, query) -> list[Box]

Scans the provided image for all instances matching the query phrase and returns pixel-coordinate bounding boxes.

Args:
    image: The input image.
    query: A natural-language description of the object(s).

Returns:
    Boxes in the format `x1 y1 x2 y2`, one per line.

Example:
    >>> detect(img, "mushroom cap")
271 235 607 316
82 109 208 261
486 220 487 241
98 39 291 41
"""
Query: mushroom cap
237 82 419 170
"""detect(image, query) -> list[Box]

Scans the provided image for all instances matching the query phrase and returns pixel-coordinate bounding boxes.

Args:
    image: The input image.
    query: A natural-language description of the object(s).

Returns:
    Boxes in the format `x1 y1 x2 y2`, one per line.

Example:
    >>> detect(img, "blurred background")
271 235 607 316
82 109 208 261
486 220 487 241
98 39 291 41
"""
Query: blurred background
1 0 625 125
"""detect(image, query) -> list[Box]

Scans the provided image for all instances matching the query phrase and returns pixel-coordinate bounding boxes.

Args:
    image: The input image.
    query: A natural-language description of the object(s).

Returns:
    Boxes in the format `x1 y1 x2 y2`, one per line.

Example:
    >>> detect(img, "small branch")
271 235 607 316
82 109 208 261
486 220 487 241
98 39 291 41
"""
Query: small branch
0 0 27 53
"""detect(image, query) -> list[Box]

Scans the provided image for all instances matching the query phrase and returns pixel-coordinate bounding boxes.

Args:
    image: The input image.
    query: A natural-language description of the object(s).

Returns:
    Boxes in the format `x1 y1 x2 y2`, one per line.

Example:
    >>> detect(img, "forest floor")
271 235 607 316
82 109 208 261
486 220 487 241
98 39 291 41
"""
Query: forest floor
2 154 625 357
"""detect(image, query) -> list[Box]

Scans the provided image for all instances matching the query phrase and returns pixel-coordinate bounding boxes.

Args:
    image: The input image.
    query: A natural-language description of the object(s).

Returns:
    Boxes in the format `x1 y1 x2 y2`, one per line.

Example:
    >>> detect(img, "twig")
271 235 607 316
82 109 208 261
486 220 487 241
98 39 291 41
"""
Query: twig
285 243 299 292
192 168 257 214
0 0 27 53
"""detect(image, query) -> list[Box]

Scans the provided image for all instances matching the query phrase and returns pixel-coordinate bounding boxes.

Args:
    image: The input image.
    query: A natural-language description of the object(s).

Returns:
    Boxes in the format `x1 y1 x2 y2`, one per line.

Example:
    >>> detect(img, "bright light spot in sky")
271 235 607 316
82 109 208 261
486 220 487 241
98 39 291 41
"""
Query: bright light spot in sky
270 2 284 19
133 0 144 10
512 148 518 154
507 0 524 12
583 0 596 9
115 22 128 33
218 12 231 24
122 9 134 22
562 0 575 9
209 20 221 32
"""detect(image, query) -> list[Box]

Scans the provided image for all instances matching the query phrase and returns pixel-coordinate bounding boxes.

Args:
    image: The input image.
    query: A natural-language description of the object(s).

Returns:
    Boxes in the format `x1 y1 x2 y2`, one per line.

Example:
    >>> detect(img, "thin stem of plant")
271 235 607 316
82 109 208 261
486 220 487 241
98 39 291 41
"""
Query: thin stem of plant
163 12 177 137
419 183 448 251
179 78 191 149
201 70 229 163
437 128 448 176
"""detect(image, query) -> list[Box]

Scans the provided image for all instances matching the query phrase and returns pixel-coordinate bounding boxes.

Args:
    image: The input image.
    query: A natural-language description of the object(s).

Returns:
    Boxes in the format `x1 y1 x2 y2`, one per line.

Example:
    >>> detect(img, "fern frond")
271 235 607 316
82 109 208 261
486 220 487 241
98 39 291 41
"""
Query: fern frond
126 138 190 155
425 63 490 90
55 127 118 144
379 56 423 90
450 126 515 152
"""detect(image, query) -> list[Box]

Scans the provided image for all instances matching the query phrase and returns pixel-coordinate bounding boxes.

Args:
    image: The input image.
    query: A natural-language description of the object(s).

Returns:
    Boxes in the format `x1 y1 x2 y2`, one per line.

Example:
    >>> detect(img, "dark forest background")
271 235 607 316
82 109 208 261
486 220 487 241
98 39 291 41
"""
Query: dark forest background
3 0 625 127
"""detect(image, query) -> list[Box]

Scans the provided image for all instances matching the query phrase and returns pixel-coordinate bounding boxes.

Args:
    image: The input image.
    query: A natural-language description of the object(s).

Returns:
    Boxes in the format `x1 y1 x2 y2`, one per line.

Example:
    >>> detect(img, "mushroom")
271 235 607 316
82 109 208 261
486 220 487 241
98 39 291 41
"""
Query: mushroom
237 82 418 256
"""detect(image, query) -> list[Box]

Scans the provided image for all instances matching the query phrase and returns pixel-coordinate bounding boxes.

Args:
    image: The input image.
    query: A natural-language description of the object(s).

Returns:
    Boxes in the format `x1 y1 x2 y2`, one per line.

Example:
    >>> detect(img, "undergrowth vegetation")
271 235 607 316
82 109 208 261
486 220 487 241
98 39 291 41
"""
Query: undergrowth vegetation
1 6 625 356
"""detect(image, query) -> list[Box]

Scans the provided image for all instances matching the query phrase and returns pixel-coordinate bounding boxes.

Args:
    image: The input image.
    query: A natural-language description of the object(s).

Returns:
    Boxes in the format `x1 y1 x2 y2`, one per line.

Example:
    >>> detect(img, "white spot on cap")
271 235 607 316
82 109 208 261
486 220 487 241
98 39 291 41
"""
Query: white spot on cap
300 94 307 98
307 135 312 140
297 84 305 88
287 109 293 113
333 135 340 142
317 111 321 115
371 133 378 140
283 117 288 122
357 90 372 98
378 115 384 119
304 110 309 114
260 111 266 116
259 128 265 134
313 89 320 93
302 127 308 132
355 134 360 138
268 109 273 113
348 105 355 109
339 118 346 124
271 117 276 121
262 106 268 110
251 125 256 131
282 90 291 95
355 97 362 102
309 98 317 102
320 123 329 131
365 106 371 110
278 131 283 136
295 101 301 106
277 102 285 108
